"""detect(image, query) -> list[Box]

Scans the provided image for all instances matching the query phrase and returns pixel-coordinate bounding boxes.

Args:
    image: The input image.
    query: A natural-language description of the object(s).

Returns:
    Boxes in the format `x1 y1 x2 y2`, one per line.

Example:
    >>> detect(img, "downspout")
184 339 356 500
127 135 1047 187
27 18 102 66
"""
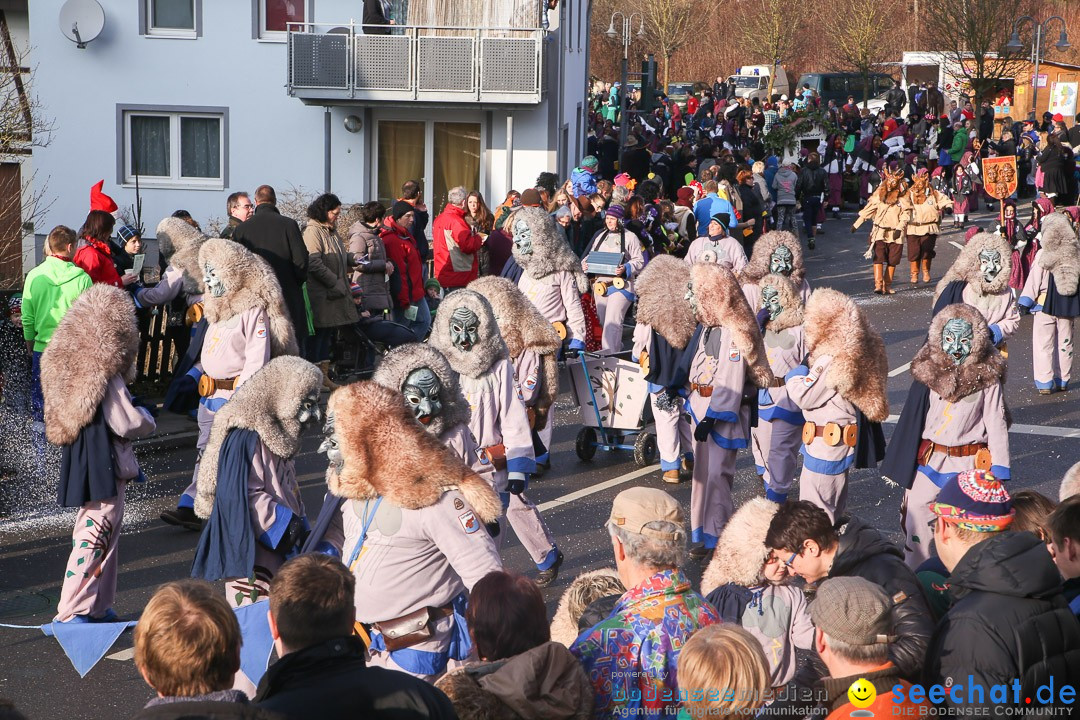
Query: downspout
323 107 332 193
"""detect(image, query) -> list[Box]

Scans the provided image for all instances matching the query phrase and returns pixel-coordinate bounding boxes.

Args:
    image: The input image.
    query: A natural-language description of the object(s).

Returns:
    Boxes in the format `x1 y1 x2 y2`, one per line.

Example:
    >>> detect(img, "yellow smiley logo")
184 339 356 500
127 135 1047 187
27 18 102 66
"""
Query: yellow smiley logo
847 678 876 709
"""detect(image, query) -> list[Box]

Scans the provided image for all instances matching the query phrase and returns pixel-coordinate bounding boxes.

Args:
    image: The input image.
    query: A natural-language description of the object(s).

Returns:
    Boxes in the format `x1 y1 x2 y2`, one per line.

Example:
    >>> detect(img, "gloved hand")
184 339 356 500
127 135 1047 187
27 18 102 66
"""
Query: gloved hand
755 308 770 331
485 521 501 538
277 515 309 553
694 417 716 442
506 472 528 495
850 225 858 234
1018 303 1032 316
654 388 682 414
130 395 159 417
173 373 198 398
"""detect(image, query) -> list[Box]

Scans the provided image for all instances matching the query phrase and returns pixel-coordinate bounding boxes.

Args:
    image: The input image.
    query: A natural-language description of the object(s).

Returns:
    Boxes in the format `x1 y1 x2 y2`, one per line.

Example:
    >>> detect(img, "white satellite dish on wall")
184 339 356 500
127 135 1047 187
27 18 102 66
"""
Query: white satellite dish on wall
59 0 105 49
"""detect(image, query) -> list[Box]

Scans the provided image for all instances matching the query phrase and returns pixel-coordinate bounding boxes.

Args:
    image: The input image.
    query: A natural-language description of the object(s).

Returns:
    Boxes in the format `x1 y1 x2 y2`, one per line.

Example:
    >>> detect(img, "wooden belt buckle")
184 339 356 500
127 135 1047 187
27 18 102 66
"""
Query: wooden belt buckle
197 374 215 398
552 321 568 340
593 280 609 296
639 350 650 375
974 448 992 472
185 302 204 327
842 424 858 448
612 277 626 290
802 421 816 445
823 422 843 447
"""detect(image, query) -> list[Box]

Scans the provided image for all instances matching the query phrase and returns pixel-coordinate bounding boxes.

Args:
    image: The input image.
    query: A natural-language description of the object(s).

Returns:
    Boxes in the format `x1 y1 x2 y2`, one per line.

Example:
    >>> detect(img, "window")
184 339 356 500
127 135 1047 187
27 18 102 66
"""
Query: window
257 0 306 38
121 107 227 189
143 0 198 38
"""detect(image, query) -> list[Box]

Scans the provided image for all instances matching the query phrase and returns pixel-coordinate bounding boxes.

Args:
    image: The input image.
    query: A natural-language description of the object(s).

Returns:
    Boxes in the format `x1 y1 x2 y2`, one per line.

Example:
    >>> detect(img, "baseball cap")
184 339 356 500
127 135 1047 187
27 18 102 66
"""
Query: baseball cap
809 577 895 646
520 188 543 207
929 469 1014 532
609 487 683 540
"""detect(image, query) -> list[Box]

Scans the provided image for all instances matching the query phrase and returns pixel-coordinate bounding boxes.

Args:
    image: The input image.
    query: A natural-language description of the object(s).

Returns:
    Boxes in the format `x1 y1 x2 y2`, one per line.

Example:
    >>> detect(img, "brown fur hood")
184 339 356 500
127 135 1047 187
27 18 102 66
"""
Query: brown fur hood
434 642 594 720
511 207 590 293
326 381 502 523
199 238 299 357
195 356 322 518
41 285 139 445
911 303 1006 403
634 255 695 349
1037 212 1080 295
739 230 805 286
550 569 625 647
1061 461 1080 501
155 216 208 296
691 262 774 387
428 289 509 379
804 288 889 421
760 273 804 333
701 498 778 595
371 342 471 439
935 231 1012 298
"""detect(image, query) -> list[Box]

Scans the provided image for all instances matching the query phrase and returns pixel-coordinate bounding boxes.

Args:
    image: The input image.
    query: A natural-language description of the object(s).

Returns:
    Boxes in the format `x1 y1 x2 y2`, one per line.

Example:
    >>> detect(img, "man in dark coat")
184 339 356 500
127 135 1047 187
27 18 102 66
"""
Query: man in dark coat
924 81 945 119
908 82 924 118
923 470 1080 709
886 80 907 117
232 185 309 345
254 554 456 719
621 135 653 184
766 500 935 681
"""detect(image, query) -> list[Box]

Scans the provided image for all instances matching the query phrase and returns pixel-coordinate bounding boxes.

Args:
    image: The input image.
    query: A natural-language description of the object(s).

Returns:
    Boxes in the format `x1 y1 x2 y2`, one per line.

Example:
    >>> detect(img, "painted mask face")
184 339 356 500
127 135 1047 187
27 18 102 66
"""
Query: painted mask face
979 249 1002 283
769 246 794 276
296 390 321 429
318 411 344 473
204 263 226 298
513 219 533 257
761 285 783 321
450 307 480 352
402 368 442 426
685 281 697 315
941 317 974 366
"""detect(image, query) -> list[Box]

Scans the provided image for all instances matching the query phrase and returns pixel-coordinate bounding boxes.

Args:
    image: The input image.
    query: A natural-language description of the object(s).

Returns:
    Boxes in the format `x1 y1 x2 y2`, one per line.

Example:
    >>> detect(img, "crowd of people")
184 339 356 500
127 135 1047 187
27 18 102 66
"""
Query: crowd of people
2 72 1080 719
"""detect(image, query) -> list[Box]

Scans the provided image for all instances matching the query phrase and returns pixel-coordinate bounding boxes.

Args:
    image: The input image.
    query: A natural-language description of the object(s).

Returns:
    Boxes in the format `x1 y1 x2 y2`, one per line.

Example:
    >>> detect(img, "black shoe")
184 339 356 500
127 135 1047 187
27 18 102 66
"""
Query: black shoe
832 210 841 219
161 506 203 531
688 544 714 562
532 459 551 478
808 237 816 250
535 551 564 588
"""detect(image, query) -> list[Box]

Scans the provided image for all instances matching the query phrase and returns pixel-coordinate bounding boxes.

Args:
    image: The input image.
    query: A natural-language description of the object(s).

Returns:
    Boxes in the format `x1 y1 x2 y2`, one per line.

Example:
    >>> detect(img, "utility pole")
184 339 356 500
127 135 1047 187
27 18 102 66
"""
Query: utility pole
606 12 643 174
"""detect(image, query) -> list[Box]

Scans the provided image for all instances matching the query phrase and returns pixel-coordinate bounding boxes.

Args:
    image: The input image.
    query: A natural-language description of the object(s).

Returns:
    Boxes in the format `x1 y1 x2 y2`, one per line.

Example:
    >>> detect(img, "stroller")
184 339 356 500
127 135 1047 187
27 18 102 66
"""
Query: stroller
329 319 414 384
568 350 657 467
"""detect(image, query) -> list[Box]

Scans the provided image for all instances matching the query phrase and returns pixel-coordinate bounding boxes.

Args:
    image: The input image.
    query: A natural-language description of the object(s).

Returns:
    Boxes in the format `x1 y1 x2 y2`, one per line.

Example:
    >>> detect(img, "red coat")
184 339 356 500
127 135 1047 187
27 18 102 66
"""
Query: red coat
380 219 423 309
687 96 700 116
74 239 123 288
432 204 483 289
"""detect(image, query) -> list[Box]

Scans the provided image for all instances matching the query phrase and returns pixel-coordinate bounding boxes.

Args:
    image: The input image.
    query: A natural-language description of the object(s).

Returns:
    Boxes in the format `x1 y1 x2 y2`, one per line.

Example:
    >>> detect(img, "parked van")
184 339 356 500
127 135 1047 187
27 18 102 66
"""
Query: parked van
797 72 895 106
728 65 790 102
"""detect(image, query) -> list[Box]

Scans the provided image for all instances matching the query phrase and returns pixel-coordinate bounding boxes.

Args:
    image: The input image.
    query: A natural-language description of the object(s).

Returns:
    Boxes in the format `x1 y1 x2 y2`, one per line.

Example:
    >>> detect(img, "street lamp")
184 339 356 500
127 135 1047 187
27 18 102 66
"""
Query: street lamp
1007 15 1070 120
608 11 644 173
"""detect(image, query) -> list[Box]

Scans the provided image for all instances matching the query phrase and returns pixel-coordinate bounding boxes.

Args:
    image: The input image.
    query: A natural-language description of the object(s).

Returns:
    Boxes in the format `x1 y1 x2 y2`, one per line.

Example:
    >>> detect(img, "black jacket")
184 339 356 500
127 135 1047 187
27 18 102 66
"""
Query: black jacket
828 517 935 681
923 532 1080 708
253 636 457 719
134 694 285 720
795 164 827 200
886 88 907 114
232 204 310 341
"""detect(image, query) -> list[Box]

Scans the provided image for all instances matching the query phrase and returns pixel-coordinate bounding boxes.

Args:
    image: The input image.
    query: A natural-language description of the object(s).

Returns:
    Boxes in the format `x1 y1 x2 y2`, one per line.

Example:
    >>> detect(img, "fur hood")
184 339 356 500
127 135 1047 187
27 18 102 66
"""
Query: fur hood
199 238 298 357
760 273 804 333
803 288 889 422
428 289 508 379
1061 461 1080 501
511 206 590 293
41 285 140 445
195 356 322 518
326 381 502 523
1036 212 1080 295
634 255 695 349
155 216 208 296
690 262 774 387
935 231 1012 298
550 569 625 647
738 230 805 286
701 498 778 595
371 343 471 439
911 303 1006 403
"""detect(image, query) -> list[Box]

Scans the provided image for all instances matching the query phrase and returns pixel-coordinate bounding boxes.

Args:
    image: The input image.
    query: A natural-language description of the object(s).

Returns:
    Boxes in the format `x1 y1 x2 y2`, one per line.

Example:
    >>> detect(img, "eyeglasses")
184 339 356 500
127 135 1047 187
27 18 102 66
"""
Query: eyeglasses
238 204 254 210
781 552 798 570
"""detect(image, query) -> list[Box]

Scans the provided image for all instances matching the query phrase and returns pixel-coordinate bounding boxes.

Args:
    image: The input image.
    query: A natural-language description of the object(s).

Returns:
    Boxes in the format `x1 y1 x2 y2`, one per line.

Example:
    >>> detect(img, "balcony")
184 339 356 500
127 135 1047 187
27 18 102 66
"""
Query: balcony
286 23 545 105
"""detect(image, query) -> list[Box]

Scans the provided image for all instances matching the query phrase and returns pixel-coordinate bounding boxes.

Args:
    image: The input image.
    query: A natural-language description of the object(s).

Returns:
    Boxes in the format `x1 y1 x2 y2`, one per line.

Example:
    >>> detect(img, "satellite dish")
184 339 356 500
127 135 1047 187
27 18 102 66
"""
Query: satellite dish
59 0 105 49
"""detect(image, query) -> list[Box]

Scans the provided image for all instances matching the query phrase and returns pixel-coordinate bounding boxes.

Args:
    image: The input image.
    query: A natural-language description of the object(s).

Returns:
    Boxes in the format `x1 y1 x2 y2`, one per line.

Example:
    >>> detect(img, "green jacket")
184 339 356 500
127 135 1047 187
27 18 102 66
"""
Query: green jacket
950 128 969 159
21 256 92 352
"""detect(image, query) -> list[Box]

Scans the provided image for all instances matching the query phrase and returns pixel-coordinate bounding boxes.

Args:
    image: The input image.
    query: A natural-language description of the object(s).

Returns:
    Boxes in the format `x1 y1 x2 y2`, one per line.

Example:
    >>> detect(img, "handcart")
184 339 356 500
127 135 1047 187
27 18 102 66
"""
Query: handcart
568 350 657 466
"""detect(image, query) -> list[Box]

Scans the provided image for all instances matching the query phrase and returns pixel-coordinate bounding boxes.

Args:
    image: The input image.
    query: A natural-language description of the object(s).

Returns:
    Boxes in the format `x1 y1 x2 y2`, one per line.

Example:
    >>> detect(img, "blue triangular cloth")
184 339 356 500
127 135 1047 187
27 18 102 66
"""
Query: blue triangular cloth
44 620 136 677
234 600 275 686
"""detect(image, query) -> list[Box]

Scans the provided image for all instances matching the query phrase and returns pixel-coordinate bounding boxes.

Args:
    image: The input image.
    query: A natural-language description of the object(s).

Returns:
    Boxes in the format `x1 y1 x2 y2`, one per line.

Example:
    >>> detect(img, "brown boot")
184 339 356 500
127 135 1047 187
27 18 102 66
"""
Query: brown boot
662 469 681 484
921 259 932 283
873 264 884 294
910 261 920 284
884 265 896 294
318 361 339 391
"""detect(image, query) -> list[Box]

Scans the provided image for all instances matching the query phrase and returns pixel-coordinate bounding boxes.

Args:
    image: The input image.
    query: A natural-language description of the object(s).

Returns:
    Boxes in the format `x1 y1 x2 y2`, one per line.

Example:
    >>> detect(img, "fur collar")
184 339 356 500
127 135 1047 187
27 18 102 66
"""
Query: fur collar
199 238 298 357
511 207 590 293
701 498 778 594
195 356 322 518
41 285 139 445
935 231 1012 298
803 288 889 421
690 262 774 387
371 343 471 438
155 216 207 296
760 273 804 333
325 382 502 523
1037 212 1080 295
634 255 695 349
549 569 625 647
428 289 508 379
1061 461 1080 501
738 230 806 286
911 303 1006 403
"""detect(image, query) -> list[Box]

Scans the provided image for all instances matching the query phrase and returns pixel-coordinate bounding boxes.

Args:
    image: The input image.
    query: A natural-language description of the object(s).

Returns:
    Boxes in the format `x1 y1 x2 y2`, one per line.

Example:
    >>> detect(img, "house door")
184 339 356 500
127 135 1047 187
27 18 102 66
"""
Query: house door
0 163 21 289
375 118 482 213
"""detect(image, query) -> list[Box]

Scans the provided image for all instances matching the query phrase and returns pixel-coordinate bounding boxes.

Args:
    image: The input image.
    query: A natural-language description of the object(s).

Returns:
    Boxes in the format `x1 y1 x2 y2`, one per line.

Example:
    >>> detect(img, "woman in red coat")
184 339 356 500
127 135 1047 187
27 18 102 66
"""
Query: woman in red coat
74 210 132 289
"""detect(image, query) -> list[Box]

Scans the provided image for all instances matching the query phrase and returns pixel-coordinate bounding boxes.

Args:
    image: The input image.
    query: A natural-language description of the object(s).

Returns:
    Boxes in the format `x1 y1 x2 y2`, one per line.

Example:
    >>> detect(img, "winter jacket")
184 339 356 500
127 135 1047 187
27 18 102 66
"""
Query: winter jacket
253 636 456 719
220 215 242 240
570 167 598 198
923 532 1080 708
134 691 286 720
20 256 92 351
233 204 310 342
1038 146 1072 197
827 517 935 680
795 164 827 201
302 222 357 329
381 218 424 309
433 204 483 289
74 239 124 288
949 128 969 160
346 221 392 313
772 167 798 205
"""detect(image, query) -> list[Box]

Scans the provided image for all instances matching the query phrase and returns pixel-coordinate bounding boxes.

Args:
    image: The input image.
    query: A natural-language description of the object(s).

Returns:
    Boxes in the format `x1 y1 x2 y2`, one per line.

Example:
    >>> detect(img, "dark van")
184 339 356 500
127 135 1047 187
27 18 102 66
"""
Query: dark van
797 72 895 105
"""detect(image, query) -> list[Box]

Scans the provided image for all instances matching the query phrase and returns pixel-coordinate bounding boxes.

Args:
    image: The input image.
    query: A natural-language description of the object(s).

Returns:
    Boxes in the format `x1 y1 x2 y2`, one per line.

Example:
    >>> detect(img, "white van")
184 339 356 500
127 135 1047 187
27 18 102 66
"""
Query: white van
728 65 790 102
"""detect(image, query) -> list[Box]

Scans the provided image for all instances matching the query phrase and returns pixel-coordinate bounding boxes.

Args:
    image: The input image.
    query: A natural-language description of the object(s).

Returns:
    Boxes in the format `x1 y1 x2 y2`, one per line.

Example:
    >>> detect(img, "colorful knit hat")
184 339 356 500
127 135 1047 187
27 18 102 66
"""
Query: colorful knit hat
928 469 1014 533
580 155 599 171
605 203 625 220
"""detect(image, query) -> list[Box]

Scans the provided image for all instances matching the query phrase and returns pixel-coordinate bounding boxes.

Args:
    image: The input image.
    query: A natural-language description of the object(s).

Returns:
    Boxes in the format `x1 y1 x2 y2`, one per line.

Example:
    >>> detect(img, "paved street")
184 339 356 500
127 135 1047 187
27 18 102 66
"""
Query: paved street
1 207 1078 719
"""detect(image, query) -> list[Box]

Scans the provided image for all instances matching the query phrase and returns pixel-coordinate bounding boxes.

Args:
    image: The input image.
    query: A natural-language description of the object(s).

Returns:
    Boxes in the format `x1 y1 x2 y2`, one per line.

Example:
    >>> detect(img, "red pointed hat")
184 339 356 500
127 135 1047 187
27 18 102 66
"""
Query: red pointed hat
90 180 117 214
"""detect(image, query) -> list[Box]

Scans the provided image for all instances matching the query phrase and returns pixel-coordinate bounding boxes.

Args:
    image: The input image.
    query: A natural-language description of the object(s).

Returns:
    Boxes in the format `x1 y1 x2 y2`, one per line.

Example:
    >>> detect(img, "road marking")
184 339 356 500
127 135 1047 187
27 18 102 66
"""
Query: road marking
106 647 135 661
537 464 660 512
883 415 1080 439
888 362 911 377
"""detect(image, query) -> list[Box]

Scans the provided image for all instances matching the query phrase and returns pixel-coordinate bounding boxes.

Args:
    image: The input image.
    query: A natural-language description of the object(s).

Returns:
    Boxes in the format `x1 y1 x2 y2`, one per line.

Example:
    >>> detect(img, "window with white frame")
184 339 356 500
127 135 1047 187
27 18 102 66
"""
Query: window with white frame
258 0 305 39
122 109 225 189
146 0 196 38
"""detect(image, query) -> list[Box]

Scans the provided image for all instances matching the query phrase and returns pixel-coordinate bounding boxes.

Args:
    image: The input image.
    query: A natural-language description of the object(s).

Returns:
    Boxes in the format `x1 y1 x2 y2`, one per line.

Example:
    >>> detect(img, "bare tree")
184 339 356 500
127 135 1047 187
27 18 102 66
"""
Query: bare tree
638 0 697 90
825 0 895 107
734 0 808 98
